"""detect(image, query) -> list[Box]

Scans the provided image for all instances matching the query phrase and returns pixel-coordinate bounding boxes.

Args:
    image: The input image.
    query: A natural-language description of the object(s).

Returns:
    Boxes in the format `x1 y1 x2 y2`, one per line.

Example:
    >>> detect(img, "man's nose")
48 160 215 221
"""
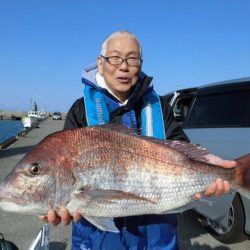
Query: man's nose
119 60 129 70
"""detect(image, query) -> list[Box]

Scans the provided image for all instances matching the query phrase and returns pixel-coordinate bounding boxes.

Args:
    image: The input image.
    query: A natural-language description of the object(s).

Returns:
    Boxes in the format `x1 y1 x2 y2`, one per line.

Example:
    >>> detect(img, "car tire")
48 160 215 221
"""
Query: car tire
202 193 248 244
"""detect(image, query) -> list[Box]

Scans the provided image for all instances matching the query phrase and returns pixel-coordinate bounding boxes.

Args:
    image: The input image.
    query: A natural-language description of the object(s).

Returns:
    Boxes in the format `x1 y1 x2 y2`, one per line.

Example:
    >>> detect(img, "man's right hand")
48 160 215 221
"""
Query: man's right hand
40 208 82 226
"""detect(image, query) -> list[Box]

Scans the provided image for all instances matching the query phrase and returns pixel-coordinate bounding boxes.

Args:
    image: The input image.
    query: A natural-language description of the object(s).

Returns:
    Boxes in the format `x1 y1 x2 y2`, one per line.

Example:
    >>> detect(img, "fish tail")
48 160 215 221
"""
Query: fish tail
234 153 250 198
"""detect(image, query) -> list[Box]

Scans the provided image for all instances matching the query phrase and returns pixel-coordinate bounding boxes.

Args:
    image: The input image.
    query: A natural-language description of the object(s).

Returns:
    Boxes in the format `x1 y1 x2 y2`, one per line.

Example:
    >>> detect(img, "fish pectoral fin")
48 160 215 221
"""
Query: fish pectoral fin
83 216 119 233
74 188 156 204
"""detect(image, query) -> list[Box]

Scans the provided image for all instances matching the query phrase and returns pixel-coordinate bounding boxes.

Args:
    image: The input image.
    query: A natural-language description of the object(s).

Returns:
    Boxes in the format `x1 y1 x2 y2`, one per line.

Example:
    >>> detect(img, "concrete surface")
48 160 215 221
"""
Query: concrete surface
0 118 249 249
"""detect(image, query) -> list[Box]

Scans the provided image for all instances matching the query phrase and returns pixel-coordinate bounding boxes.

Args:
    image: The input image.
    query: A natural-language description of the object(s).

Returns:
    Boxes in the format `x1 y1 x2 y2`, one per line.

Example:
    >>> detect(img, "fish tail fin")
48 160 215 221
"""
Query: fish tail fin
234 153 250 198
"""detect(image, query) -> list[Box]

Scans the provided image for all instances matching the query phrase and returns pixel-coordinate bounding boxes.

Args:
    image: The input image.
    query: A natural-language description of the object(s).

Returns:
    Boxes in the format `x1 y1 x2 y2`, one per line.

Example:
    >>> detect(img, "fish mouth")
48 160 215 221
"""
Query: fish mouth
0 184 6 201
0 187 22 205
0 191 14 203
0 189 19 212
0 185 47 214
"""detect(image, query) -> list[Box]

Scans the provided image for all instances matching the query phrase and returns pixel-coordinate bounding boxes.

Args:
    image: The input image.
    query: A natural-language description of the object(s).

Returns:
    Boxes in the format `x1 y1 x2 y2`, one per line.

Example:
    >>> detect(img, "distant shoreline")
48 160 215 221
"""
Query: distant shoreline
0 111 27 120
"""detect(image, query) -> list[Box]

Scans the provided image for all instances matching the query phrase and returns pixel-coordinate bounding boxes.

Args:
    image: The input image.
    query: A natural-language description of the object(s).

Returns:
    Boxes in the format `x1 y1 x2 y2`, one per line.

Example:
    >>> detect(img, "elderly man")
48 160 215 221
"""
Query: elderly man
41 30 235 250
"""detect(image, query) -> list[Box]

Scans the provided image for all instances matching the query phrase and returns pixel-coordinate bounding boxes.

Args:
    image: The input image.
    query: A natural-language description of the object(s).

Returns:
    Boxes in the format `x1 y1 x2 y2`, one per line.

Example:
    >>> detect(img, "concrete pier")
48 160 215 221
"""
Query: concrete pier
0 111 27 120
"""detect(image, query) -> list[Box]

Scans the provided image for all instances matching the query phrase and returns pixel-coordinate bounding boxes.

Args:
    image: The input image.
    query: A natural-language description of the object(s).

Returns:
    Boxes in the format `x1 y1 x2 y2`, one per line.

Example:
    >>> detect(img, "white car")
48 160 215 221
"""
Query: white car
52 112 62 120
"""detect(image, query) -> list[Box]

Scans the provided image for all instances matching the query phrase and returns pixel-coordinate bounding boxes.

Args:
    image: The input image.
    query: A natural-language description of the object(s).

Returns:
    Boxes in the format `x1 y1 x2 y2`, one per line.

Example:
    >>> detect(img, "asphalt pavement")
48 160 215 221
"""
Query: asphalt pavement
0 118 249 249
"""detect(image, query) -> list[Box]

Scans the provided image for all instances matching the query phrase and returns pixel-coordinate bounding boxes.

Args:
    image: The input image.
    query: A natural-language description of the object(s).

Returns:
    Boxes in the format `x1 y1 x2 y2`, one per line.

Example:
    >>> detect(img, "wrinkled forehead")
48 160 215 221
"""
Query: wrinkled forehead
106 34 141 56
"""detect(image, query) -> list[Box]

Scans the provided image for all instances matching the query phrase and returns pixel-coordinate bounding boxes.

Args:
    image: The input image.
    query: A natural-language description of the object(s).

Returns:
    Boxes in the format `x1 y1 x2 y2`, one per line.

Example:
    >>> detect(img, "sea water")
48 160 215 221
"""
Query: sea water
0 120 25 144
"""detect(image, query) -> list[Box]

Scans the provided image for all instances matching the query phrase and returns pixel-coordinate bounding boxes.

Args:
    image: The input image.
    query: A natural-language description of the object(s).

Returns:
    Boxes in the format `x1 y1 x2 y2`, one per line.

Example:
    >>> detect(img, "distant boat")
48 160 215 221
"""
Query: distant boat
21 116 36 129
28 111 44 121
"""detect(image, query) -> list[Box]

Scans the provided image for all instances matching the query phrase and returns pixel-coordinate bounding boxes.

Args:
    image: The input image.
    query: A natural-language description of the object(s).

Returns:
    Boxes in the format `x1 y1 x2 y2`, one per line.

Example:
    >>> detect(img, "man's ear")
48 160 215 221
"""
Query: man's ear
97 57 104 75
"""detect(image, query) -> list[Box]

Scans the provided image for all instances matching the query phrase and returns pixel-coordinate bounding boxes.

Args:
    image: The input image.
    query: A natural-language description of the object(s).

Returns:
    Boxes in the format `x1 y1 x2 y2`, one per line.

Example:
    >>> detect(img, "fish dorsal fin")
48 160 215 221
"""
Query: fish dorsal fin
92 125 209 162
149 139 210 163
94 124 141 135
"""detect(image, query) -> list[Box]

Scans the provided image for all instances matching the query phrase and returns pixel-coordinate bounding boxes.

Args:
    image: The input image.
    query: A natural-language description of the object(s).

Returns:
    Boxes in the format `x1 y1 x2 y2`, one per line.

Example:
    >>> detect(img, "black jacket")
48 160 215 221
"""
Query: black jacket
64 96 188 141
64 73 188 141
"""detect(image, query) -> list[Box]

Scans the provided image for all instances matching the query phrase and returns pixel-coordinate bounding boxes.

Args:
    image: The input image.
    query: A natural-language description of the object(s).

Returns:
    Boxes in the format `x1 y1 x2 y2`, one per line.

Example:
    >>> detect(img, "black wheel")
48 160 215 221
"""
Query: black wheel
202 193 248 244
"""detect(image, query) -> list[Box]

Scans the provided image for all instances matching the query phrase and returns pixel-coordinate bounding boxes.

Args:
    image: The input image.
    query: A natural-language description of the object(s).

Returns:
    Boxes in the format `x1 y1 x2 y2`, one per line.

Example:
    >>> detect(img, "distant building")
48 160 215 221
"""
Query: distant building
32 101 38 111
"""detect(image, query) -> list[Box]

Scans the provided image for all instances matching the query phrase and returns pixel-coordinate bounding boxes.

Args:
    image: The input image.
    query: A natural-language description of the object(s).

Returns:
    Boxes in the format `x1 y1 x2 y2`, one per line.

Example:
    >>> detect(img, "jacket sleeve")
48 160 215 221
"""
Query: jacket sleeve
160 96 190 142
63 97 87 130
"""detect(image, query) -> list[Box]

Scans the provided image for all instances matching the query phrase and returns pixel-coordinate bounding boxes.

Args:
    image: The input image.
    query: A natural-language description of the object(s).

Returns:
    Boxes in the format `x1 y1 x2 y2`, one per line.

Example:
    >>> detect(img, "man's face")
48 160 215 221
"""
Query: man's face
98 34 141 101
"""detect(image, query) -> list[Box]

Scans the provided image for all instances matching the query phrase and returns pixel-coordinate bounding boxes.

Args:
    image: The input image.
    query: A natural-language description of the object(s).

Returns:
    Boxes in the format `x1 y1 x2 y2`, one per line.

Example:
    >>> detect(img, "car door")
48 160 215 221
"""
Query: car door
182 82 250 243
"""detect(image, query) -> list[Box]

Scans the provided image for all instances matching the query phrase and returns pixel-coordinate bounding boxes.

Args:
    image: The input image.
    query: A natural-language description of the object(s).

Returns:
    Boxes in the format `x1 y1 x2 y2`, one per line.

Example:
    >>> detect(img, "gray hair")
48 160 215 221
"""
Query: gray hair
100 30 143 58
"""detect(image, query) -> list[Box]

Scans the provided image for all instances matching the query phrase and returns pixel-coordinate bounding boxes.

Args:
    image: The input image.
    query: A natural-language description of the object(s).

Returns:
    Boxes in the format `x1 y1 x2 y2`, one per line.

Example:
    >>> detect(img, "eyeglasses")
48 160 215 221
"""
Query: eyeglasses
100 55 142 66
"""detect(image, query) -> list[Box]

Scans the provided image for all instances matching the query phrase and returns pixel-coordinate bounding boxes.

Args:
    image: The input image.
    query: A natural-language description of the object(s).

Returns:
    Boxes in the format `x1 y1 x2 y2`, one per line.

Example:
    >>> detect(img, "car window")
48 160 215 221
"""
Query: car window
173 95 194 122
185 90 250 128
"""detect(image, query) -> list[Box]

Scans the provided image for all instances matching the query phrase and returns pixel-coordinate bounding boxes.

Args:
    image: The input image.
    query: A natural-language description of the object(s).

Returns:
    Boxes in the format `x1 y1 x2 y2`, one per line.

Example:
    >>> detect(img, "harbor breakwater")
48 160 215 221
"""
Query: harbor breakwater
0 111 28 120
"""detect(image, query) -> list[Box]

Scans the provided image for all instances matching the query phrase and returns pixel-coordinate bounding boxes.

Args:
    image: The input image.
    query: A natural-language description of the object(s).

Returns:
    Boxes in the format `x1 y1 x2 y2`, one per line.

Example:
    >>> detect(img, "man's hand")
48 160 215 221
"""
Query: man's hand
40 208 82 226
193 154 237 199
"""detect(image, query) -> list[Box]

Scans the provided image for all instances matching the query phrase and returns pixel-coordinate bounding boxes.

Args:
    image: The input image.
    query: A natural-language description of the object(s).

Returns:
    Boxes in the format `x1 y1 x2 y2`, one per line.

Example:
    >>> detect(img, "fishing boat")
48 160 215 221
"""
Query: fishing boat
21 116 36 129
28 110 46 121
22 101 46 128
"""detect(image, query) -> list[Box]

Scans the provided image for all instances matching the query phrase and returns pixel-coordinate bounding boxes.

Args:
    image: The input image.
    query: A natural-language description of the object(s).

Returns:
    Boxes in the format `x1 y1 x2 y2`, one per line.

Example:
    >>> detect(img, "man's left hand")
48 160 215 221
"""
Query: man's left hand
194 154 236 199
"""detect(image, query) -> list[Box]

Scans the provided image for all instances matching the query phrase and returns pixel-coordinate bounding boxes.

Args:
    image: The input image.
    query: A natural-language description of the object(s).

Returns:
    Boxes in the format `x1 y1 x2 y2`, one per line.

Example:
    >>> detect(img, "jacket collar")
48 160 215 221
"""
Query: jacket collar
81 63 153 107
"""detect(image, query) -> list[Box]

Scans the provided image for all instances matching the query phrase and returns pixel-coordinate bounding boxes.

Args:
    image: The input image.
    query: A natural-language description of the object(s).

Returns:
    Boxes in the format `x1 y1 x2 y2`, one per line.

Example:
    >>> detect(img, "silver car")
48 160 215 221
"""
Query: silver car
52 112 62 120
164 77 250 243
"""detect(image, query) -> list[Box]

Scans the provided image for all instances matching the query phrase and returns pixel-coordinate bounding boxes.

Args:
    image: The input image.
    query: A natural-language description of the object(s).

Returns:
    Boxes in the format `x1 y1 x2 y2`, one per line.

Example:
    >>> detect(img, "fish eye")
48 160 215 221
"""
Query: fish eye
30 162 42 175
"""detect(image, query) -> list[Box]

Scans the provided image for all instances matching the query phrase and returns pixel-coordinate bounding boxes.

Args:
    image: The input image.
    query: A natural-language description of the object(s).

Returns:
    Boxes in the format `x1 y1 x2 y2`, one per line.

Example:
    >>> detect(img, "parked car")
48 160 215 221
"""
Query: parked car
52 112 62 120
164 77 250 244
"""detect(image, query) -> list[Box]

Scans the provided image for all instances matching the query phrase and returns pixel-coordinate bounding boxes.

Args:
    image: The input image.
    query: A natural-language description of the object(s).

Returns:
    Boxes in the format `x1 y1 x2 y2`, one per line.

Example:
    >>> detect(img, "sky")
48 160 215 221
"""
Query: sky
0 0 250 112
